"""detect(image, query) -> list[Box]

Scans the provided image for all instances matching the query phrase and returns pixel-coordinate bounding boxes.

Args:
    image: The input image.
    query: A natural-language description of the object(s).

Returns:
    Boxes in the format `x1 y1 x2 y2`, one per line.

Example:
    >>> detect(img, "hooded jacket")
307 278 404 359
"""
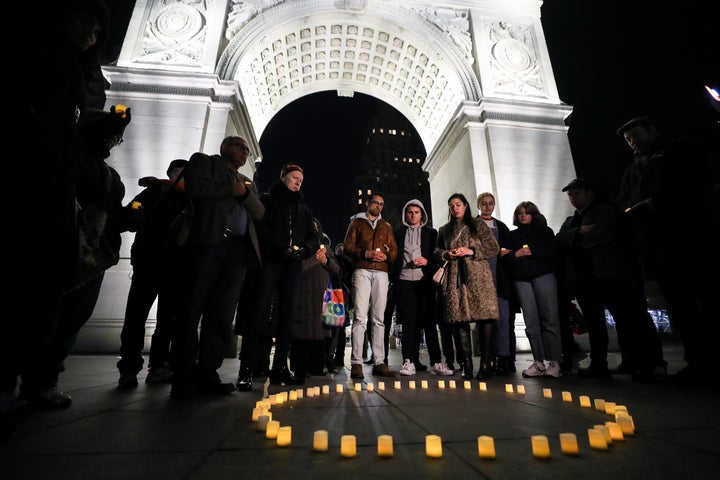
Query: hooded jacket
391 199 438 283
343 211 398 273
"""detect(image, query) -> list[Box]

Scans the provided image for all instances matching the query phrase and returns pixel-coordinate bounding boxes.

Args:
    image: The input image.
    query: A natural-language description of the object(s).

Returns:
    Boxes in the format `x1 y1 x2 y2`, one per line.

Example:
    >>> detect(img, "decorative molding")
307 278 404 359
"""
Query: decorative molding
484 19 545 97
409 6 473 65
134 0 209 67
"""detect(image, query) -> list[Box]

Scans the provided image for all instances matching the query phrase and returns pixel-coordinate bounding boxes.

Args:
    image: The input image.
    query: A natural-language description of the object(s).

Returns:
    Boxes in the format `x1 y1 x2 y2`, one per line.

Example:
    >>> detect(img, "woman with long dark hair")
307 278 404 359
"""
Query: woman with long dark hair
434 193 500 380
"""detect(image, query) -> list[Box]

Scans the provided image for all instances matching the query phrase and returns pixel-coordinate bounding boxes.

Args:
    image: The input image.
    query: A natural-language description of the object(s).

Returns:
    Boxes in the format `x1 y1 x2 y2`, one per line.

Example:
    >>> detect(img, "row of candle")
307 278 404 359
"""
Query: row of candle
256 423 631 458
251 381 636 457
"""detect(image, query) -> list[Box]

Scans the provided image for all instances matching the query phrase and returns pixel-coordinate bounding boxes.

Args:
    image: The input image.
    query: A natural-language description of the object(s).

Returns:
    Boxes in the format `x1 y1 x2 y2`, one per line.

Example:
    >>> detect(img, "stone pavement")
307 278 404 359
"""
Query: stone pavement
2 339 719 480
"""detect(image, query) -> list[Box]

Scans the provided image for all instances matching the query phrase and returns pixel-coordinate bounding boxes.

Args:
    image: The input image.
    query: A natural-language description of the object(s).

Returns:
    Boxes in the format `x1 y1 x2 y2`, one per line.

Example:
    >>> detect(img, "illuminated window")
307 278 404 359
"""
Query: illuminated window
357 189 362 195
379 128 384 134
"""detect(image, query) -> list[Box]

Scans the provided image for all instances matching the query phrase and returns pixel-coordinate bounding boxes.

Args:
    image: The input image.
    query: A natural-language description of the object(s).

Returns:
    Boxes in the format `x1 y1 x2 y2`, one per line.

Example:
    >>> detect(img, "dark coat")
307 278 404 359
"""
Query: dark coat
183 152 264 263
556 200 641 284
257 180 319 262
126 178 188 266
434 218 499 323
292 244 341 341
504 224 559 282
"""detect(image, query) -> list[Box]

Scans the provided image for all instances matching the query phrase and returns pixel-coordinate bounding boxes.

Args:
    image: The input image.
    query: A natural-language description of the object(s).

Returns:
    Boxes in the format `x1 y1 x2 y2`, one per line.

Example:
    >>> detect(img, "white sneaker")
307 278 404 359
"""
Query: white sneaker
432 362 454 376
544 361 562 378
522 361 547 377
399 359 416 376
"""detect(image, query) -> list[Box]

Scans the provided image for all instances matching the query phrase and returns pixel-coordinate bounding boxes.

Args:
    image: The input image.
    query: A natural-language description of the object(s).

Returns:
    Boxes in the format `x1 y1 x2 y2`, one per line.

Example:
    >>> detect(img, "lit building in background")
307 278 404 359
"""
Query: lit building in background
348 104 432 229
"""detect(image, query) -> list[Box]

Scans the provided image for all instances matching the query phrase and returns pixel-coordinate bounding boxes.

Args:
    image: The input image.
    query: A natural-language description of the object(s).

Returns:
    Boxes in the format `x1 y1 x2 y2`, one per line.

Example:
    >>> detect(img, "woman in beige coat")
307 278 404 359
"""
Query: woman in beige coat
435 193 500 380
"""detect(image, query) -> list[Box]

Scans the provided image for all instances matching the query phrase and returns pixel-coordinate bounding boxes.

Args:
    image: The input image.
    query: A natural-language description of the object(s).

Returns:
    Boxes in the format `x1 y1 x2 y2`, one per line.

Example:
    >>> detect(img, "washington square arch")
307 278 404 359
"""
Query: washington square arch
79 0 576 352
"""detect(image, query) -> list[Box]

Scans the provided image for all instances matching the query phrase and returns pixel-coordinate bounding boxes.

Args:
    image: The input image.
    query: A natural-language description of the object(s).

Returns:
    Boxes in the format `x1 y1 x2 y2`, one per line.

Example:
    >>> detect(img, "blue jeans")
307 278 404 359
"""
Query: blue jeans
351 269 389 365
514 273 562 362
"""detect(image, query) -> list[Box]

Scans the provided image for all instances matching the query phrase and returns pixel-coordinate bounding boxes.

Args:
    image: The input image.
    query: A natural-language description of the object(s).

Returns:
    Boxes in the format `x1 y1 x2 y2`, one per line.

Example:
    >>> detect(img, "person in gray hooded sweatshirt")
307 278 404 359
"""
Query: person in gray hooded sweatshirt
391 200 454 376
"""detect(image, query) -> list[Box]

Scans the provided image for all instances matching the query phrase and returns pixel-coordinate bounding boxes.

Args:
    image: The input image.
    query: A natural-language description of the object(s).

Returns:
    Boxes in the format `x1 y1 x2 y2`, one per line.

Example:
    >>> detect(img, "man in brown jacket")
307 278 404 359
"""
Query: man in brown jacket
343 193 398 379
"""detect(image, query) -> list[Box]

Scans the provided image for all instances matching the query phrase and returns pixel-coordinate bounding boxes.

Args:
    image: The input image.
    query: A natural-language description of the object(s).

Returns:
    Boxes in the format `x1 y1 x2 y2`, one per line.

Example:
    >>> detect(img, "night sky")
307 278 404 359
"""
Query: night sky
103 1 719 243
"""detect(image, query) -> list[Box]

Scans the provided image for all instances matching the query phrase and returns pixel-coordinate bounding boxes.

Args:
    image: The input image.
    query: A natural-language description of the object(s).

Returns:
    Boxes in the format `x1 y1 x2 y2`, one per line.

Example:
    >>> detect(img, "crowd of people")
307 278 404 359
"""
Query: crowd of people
3 1 716 446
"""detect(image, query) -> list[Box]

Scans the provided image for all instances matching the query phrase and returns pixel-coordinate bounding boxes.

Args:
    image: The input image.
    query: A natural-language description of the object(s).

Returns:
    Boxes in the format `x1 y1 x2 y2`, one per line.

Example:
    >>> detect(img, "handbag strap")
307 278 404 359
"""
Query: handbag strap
448 225 467 248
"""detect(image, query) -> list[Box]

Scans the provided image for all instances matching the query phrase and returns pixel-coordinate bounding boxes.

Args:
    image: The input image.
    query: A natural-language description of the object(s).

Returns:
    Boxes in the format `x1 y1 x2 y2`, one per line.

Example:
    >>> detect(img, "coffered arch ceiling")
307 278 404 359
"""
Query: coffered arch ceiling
217 1 481 152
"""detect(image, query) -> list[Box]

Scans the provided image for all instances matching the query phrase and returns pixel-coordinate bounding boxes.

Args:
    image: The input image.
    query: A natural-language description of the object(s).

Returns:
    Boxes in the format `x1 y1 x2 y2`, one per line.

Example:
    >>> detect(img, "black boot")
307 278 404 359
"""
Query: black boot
456 325 474 380
235 366 253 392
461 356 474 380
269 365 305 386
477 356 494 380
494 356 509 377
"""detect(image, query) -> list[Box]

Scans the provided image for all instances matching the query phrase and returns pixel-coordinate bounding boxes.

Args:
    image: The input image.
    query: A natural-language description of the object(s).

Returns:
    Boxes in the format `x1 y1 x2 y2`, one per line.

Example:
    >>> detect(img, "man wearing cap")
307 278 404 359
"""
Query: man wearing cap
235 163 319 390
557 178 666 381
170 136 265 398
616 117 715 384
116 159 190 388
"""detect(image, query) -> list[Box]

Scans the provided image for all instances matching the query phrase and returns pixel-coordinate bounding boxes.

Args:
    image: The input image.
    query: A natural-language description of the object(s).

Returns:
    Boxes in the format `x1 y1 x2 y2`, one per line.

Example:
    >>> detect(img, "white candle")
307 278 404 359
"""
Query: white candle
313 386 321 396
448 380 456 389
477 435 495 459
559 433 579 455
604 401 616 415
409 380 416 389
289 390 297 401
367 383 374 392
336 384 344 393
579 395 591 408
296 388 303 399
276 426 292 447
426 435 442 458
561 391 572 402
265 420 280 439
516 385 526 395
588 428 608 450
593 425 612 445
252 407 263 421
322 385 330 395
594 398 605 411
394 381 401 389
306 387 314 397
377 435 393 457
354 382 361 392
313 430 328 451
543 388 552 399
479 382 487 391
463 380 471 389
378 382 385 390
605 421 624 441
257 414 270 432
531 435 550 458
616 415 635 435
341 435 356 458
438 380 446 389
505 384 514 393
421 380 428 389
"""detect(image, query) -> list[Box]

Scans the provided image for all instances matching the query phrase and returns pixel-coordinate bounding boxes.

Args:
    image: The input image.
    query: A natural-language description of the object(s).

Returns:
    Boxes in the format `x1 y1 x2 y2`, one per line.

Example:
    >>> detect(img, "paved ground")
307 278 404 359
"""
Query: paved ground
2 338 719 480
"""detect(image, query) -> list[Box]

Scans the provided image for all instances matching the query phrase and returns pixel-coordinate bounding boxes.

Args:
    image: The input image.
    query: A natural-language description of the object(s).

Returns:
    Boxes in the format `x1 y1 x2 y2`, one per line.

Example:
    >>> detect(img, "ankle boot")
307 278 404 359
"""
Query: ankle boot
477 356 494 380
236 367 253 392
325 355 338 373
455 325 474 380
494 356 509 377
462 355 474 380
270 366 305 386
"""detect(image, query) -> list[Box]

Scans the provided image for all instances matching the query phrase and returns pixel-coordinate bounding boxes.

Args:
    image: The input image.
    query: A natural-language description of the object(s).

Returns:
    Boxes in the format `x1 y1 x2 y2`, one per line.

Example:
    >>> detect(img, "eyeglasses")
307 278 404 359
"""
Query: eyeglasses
370 200 384 206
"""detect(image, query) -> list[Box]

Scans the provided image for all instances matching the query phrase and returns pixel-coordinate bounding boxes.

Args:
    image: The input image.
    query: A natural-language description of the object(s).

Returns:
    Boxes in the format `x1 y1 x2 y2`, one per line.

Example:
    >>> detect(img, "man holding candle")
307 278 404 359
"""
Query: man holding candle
343 193 399 379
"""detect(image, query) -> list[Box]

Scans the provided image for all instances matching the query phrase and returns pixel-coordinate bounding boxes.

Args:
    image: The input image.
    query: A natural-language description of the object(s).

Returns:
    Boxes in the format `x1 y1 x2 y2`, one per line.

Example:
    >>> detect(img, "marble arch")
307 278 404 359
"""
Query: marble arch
84 0 576 352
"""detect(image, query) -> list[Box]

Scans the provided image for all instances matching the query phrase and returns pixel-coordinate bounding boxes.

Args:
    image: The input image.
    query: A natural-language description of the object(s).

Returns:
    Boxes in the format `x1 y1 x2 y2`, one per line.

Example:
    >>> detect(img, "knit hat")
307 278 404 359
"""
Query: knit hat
280 163 303 178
